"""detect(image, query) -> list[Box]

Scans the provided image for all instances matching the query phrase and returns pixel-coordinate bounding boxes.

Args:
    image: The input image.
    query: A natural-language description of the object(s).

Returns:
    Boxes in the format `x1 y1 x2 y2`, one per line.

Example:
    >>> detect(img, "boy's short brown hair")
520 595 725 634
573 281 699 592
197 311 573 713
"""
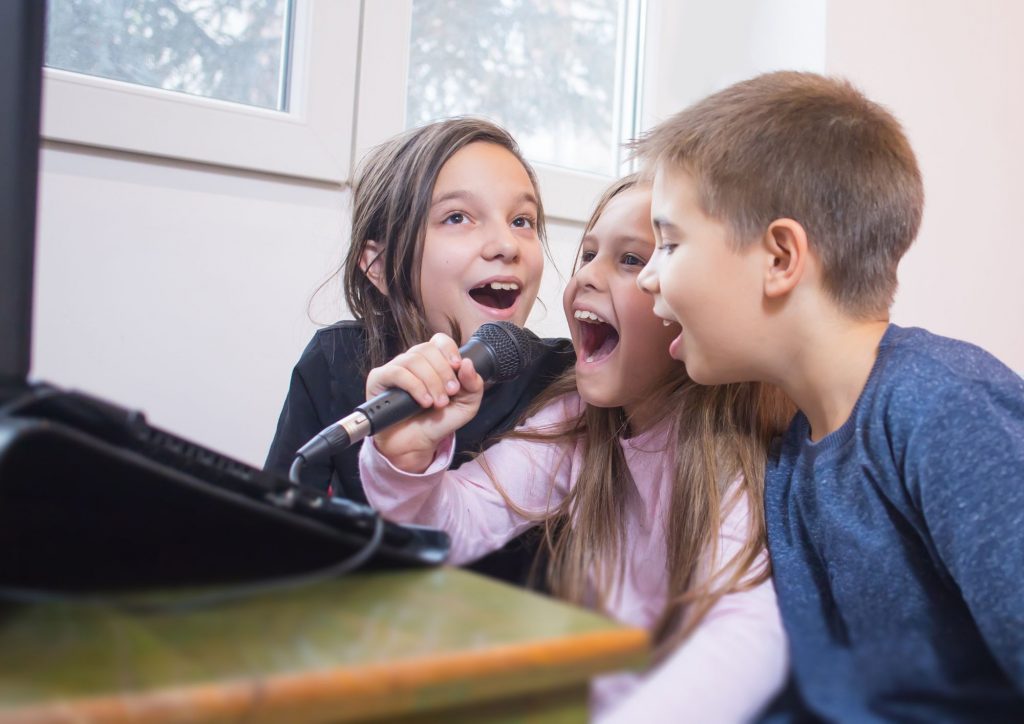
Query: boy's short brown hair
633 71 924 317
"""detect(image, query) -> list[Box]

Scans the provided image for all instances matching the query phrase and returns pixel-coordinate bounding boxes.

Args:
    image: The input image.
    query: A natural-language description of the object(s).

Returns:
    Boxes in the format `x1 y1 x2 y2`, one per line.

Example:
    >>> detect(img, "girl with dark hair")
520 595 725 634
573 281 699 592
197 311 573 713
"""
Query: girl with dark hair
265 118 574 583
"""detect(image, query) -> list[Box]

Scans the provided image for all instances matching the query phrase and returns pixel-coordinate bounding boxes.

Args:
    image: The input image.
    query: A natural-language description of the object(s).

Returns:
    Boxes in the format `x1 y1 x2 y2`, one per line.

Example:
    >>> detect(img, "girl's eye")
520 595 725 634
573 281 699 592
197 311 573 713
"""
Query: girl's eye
443 212 467 225
579 250 596 265
511 215 535 229
622 253 646 267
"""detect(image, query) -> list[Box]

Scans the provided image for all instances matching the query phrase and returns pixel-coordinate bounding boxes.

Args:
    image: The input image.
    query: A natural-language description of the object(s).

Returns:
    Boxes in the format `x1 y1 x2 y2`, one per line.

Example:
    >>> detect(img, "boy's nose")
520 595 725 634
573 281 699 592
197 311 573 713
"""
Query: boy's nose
637 259 658 294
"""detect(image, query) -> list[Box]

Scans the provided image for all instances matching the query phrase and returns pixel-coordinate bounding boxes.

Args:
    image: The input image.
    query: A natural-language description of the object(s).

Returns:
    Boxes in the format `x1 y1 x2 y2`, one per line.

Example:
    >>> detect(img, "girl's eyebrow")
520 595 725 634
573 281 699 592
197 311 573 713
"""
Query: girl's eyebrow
516 191 539 208
431 190 475 207
431 190 538 208
582 232 654 247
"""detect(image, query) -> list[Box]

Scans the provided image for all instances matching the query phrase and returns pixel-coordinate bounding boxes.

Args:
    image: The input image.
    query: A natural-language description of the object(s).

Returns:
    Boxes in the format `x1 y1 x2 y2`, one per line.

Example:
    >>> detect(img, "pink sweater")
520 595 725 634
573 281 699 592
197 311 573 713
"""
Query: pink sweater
360 394 788 722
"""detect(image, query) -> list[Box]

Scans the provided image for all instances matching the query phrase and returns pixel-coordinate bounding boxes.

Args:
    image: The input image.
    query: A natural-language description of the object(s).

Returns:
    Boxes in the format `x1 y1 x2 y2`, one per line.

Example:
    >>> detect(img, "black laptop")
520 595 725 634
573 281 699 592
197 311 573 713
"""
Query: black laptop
0 1 447 601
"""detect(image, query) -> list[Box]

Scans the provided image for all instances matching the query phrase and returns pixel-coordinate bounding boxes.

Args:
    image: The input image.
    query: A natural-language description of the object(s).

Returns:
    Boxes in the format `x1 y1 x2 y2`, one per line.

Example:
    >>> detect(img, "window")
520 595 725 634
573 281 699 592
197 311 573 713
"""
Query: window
45 0 294 111
41 0 826 202
406 0 642 179
398 0 646 220
41 0 651 207
42 0 356 183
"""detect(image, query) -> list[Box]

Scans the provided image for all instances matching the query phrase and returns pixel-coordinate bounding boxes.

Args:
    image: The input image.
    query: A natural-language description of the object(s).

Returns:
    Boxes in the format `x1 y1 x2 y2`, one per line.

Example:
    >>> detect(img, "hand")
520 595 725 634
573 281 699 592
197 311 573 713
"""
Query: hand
366 333 485 473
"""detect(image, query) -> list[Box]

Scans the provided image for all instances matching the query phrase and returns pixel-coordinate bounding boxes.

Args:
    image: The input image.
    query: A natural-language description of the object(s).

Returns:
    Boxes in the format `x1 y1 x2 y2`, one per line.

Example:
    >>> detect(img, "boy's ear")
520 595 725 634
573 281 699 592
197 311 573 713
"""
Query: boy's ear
762 219 808 299
359 240 388 295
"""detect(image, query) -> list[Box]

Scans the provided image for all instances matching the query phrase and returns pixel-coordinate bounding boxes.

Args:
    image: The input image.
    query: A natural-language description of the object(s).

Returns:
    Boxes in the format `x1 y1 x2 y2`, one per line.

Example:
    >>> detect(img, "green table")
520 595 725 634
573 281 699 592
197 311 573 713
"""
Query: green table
0 567 648 722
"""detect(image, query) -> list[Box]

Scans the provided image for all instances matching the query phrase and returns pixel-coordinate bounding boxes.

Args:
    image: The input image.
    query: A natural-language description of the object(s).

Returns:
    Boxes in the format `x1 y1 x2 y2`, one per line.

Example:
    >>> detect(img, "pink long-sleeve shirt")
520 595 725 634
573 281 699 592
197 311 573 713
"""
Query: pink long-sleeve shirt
359 393 788 722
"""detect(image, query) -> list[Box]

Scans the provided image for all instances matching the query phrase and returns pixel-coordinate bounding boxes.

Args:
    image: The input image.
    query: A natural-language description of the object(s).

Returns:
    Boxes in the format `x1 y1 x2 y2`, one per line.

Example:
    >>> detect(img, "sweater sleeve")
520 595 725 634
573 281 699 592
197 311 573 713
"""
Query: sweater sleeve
359 396 580 565
905 373 1024 688
598 485 789 723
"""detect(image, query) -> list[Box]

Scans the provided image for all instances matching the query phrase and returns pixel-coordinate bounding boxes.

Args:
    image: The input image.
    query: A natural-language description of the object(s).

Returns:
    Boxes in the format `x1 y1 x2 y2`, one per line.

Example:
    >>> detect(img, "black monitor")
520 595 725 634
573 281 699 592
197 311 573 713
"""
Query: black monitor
0 1 45 401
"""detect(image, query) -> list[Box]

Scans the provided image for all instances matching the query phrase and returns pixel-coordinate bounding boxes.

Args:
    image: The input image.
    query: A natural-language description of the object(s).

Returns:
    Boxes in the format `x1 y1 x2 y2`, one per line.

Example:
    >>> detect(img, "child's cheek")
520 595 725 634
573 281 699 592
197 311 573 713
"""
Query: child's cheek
561 278 579 322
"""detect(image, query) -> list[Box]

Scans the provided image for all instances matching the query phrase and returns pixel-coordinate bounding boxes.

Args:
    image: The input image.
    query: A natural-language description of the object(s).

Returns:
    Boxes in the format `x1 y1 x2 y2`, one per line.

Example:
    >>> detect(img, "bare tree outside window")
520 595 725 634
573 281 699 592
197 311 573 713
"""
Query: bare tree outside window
45 0 292 111
407 0 633 177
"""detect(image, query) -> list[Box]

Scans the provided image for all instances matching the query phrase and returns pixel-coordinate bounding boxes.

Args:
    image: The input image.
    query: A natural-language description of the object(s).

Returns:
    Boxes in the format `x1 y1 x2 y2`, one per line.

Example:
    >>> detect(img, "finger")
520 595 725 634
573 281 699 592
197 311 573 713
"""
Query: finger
456 357 485 394
367 362 436 408
430 332 464 368
416 339 463 397
368 352 450 407
398 350 460 405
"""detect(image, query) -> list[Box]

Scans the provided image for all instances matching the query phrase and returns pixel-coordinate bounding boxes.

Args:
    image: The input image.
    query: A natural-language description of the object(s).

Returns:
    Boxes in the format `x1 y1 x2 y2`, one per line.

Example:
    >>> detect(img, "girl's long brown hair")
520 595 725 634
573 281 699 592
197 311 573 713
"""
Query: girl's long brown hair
487 176 794 660
343 117 547 374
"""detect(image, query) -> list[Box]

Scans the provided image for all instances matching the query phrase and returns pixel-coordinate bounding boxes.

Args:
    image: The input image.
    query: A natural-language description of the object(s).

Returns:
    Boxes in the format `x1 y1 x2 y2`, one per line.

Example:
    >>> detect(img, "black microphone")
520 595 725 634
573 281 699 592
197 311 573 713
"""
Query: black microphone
293 321 539 468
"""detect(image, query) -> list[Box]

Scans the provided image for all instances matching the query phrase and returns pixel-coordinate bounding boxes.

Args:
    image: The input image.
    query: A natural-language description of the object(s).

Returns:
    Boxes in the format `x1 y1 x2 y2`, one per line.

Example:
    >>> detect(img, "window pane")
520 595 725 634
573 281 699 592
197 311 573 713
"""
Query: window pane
45 0 293 111
407 0 637 177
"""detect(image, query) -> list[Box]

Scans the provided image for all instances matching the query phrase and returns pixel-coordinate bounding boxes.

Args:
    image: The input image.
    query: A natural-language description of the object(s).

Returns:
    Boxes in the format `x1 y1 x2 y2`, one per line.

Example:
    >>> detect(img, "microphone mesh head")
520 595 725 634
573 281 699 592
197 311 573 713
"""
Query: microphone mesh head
472 321 540 382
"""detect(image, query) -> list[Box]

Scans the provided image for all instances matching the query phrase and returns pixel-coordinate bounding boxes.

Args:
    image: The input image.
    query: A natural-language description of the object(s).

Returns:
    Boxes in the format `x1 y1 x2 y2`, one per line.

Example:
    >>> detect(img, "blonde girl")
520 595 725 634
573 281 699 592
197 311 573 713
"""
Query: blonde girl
359 175 795 720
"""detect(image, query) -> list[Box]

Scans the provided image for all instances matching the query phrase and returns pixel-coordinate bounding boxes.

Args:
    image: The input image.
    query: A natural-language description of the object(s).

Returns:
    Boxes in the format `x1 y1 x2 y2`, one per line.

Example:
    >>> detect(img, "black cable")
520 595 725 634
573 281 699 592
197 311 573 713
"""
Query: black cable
0 513 386 615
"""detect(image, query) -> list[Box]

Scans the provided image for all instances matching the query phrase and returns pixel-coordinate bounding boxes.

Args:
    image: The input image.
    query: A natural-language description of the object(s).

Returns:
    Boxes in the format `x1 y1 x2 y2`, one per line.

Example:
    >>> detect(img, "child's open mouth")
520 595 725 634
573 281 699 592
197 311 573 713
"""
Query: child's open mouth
574 310 619 363
469 281 520 310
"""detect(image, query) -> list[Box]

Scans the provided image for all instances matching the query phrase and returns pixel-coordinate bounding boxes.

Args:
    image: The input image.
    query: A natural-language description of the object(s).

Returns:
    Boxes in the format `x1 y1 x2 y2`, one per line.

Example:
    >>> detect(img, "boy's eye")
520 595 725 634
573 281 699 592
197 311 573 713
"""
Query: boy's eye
511 215 535 229
443 212 466 225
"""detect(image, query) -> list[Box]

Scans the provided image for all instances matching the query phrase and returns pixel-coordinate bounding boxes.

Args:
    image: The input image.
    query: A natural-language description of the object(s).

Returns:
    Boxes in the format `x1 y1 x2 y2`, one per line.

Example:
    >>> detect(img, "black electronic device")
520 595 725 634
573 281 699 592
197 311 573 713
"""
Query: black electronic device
0 387 448 595
0 0 448 600
0 0 43 404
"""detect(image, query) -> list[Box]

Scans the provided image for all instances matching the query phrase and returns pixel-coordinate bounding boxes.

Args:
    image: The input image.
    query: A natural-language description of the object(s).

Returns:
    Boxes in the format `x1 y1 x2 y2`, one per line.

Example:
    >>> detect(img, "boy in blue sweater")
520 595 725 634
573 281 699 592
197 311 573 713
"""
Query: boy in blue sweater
636 71 1024 721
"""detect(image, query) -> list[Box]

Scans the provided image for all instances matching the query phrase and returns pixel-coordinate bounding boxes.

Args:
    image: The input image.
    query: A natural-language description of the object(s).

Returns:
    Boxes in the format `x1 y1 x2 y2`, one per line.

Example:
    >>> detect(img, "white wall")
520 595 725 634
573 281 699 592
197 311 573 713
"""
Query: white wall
32 142 583 466
826 0 1024 371
642 0 826 127
33 143 345 465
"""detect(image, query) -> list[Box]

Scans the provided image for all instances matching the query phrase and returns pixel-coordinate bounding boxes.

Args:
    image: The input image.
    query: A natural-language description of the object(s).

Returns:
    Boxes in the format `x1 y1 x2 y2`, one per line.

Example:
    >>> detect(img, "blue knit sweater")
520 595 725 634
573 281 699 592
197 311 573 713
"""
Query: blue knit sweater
766 324 1024 722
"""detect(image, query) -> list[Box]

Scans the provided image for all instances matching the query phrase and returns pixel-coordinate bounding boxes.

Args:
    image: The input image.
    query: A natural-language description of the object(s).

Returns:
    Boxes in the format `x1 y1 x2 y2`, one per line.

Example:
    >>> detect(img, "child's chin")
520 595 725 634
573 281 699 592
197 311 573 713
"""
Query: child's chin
684 362 728 387
509 310 530 329
576 382 621 409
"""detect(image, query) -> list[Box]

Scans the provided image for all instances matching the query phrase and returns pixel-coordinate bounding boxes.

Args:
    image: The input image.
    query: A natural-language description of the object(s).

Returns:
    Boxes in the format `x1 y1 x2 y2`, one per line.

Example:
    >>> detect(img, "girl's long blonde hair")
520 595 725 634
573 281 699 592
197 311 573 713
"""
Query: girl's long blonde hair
490 176 794 659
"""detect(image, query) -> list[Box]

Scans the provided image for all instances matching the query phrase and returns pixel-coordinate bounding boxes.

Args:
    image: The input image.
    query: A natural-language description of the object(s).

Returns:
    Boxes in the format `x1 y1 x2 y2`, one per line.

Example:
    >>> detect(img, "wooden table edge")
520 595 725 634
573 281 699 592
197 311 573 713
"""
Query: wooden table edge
1 626 650 723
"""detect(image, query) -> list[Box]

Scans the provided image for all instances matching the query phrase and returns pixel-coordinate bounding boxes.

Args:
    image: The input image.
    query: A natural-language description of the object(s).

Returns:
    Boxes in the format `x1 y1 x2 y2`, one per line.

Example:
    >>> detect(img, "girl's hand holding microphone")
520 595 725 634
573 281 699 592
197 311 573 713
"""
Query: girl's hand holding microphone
366 333 485 473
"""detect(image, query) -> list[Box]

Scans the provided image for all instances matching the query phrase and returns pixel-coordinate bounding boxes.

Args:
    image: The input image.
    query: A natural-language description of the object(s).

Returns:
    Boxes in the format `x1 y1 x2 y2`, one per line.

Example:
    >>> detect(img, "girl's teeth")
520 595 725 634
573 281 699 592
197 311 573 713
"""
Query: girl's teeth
489 281 519 291
585 355 595 363
574 309 605 323
663 319 672 327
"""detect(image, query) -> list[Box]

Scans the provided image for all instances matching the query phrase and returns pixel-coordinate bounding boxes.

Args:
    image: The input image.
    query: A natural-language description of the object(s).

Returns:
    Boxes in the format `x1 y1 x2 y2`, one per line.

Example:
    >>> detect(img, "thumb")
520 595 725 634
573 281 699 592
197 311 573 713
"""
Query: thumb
456 357 485 395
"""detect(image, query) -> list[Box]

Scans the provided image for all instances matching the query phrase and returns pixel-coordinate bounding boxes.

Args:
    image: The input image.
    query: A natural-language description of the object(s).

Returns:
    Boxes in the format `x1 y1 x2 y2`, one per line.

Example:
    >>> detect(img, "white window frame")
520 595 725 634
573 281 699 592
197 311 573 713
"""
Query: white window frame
40 0 662 212
41 0 358 184
355 0 650 223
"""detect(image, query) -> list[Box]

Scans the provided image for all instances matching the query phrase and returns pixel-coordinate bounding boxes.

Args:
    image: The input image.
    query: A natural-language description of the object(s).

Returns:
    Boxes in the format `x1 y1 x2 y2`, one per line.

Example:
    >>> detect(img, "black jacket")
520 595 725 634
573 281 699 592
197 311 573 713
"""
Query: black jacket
265 321 575 584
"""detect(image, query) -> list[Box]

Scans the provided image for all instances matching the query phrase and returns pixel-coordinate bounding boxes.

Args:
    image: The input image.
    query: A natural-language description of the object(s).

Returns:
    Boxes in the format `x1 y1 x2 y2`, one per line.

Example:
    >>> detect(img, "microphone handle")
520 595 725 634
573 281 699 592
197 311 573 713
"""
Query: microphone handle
359 336 498 433
295 337 499 463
